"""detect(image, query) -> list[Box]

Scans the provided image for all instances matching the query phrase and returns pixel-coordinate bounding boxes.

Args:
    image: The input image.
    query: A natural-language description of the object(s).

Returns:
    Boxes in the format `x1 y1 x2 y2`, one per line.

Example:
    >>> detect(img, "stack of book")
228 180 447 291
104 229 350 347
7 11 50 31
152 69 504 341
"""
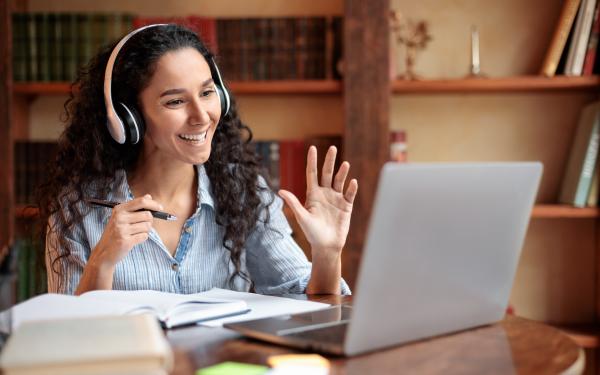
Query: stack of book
541 0 600 76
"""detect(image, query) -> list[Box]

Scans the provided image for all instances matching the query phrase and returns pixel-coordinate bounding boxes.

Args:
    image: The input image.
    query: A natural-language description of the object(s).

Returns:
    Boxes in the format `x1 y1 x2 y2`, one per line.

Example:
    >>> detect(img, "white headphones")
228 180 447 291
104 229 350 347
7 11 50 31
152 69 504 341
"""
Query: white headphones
103 24 231 144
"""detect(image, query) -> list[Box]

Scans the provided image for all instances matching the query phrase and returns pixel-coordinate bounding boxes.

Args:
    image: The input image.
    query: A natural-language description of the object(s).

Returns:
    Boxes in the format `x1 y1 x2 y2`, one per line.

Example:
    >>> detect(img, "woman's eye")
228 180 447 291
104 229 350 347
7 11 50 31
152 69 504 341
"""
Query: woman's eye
166 99 184 106
202 89 215 97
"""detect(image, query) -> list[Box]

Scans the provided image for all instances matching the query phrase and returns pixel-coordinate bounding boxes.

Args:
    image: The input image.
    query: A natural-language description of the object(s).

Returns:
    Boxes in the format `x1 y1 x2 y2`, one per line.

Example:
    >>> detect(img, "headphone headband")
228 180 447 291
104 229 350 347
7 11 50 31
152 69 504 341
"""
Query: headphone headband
104 24 168 144
103 23 230 145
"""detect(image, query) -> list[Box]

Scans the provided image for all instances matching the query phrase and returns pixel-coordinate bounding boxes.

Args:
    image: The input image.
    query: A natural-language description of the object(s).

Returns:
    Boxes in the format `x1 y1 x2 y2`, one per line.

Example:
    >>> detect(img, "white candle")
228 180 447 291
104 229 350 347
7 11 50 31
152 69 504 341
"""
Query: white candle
471 26 480 75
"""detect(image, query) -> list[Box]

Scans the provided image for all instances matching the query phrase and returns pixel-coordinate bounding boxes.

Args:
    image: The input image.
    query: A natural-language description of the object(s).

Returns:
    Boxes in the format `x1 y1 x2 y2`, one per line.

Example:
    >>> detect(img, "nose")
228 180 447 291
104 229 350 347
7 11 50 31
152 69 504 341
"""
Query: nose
188 98 211 125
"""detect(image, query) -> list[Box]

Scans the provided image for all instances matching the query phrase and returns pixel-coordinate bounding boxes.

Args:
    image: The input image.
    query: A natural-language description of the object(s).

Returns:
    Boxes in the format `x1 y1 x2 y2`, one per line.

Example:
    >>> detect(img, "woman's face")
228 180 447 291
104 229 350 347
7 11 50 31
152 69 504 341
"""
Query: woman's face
139 47 222 165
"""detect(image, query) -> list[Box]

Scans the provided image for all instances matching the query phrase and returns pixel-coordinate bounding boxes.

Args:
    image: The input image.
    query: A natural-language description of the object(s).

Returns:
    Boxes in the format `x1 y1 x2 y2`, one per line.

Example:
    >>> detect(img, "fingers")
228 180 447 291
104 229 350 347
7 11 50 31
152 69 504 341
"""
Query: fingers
306 146 318 191
320 146 337 188
333 161 350 192
123 210 153 224
127 221 153 236
278 190 307 221
344 179 358 204
119 194 164 213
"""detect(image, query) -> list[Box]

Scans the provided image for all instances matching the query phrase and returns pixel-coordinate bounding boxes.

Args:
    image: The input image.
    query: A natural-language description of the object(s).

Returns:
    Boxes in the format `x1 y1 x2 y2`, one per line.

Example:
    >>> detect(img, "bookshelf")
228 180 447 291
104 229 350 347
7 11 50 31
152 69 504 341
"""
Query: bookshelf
14 76 600 97
13 80 343 97
4 0 600 364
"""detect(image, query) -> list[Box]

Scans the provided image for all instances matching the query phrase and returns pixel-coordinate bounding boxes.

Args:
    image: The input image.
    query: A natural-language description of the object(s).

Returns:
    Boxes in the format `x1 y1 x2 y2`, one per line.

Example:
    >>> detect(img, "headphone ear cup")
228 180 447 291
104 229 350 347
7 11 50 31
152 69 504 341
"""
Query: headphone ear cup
115 102 145 144
215 86 228 119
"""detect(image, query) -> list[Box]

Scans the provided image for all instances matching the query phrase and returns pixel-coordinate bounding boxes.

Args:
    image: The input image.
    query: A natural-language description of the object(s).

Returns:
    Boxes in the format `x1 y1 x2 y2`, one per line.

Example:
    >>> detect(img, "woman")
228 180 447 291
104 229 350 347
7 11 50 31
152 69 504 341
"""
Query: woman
38 24 357 296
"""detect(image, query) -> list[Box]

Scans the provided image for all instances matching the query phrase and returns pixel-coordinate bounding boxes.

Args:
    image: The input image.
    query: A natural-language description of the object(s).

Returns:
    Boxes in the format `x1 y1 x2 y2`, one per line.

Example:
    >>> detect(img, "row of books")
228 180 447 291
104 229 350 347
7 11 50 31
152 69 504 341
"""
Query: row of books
215 17 343 81
12 13 134 82
14 141 58 205
13 137 342 206
559 100 600 207
12 13 343 82
541 0 600 76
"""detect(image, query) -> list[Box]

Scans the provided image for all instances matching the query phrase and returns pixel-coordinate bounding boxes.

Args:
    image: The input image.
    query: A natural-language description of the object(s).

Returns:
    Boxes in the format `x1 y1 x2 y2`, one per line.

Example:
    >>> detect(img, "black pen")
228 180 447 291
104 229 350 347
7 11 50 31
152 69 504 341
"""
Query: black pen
86 198 178 221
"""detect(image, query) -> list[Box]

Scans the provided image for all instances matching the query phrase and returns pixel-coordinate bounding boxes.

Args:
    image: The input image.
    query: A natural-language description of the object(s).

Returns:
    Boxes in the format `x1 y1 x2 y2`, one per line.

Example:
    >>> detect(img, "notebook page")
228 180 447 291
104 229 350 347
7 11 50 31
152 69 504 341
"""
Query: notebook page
197 288 330 327
80 290 246 321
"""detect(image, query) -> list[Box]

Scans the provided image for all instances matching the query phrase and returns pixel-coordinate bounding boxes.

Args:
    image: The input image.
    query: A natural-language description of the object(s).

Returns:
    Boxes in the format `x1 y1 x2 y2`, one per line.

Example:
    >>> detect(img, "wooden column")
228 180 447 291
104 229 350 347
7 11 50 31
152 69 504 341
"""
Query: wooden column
343 0 390 288
0 0 14 260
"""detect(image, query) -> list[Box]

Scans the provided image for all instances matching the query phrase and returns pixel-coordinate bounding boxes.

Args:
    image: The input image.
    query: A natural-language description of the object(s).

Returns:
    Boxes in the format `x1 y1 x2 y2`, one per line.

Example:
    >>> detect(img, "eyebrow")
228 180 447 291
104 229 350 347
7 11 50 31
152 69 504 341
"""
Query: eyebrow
159 78 214 98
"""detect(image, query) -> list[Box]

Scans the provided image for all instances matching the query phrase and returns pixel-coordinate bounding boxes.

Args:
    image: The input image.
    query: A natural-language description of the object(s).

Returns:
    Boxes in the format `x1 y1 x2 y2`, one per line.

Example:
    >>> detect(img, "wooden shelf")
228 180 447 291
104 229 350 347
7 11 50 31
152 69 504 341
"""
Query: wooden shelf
13 80 343 97
531 204 600 219
552 323 600 349
229 80 342 94
391 75 600 94
14 76 599 97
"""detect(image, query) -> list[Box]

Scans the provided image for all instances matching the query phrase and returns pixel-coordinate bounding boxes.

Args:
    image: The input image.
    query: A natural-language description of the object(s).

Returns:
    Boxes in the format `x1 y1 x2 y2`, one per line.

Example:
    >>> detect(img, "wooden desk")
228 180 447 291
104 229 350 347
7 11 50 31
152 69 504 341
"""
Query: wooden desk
167 295 585 375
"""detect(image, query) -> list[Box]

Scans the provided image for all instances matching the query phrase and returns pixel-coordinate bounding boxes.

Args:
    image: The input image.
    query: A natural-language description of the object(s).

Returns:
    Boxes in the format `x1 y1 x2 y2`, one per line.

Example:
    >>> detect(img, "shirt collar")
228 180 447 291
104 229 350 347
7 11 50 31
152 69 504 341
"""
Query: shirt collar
110 164 215 209
196 164 215 210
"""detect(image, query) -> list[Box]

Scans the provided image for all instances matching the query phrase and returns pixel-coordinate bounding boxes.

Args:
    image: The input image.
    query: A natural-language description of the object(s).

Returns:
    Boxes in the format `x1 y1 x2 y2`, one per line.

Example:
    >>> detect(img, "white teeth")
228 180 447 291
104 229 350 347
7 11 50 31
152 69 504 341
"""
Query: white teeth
179 131 207 142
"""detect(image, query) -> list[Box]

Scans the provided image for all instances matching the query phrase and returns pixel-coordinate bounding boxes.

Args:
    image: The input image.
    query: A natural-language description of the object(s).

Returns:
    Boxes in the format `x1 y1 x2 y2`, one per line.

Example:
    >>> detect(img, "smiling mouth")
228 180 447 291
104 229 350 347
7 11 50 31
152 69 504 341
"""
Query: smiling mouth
178 131 208 143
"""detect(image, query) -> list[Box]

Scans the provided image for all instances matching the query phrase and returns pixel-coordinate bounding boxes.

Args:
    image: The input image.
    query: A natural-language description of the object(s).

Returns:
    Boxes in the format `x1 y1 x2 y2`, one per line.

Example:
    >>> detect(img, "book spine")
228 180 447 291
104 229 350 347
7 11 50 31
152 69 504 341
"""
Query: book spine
583 2 600 75
587 158 599 206
268 142 280 190
77 13 92 74
566 0 598 75
37 13 51 81
541 0 583 76
67 13 79 81
12 13 27 81
27 13 38 82
50 13 63 81
575 118 600 206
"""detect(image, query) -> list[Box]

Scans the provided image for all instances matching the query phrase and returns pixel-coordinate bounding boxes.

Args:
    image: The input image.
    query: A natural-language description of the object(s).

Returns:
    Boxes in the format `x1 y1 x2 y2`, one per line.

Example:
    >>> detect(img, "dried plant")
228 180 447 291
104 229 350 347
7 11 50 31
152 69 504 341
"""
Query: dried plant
390 10 432 79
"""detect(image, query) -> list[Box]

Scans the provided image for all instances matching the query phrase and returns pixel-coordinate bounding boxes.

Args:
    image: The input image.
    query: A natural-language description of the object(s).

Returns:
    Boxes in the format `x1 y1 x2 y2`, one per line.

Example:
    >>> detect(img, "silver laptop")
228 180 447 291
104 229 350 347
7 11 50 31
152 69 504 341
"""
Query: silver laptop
226 162 543 356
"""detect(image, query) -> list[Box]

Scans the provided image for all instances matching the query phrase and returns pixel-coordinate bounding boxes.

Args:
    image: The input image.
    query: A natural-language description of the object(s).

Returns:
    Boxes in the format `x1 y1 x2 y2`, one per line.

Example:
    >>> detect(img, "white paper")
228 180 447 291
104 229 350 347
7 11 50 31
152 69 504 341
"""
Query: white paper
6 288 329 332
198 288 330 327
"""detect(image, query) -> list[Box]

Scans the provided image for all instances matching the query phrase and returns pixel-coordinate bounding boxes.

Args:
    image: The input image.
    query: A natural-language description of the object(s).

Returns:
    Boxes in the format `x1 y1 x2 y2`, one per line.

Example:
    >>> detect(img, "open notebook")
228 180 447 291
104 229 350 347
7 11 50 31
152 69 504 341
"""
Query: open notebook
8 289 250 330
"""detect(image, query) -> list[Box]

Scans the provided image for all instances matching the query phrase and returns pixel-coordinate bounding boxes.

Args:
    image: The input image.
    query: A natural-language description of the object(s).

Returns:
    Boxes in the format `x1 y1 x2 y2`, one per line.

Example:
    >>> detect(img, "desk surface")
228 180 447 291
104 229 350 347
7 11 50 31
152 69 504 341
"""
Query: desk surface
166 294 584 375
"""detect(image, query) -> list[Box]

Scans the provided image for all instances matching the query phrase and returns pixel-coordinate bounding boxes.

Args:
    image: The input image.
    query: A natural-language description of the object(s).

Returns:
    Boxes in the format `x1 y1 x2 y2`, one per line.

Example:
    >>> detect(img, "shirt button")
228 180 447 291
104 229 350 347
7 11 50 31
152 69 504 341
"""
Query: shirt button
171 263 179 271
184 226 192 234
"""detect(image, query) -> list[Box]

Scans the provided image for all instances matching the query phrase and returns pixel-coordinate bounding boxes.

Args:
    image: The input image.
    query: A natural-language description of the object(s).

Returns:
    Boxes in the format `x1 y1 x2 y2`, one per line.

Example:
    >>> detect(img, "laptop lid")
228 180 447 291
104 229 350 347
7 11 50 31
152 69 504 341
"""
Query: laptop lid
344 162 542 355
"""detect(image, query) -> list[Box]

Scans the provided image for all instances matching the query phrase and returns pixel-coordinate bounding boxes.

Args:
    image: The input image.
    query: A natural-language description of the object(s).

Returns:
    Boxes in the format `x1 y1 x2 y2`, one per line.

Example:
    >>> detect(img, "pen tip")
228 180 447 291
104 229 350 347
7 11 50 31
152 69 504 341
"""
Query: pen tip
167 215 178 221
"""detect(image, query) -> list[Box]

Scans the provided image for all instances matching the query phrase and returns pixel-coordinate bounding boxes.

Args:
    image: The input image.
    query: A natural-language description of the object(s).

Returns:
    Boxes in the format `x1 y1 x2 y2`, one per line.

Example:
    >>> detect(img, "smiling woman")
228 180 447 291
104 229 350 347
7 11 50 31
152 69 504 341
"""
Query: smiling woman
36 24 357 298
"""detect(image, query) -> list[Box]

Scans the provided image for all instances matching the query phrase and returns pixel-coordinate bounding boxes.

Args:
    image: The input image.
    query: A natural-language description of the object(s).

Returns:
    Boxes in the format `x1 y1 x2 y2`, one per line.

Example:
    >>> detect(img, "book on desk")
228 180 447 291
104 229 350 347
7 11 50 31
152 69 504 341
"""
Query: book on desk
0 314 173 375
8 289 250 330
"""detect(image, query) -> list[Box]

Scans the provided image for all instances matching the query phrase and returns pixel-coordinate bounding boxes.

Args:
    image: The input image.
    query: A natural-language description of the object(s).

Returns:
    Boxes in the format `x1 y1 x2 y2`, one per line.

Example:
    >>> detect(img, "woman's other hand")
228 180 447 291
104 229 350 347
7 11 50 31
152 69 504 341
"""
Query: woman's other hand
278 145 358 259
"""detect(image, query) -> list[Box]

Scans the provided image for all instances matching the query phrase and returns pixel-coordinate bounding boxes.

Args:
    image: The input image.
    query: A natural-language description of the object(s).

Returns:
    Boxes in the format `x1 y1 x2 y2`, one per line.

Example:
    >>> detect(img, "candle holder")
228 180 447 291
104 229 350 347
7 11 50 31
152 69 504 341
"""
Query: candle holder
390 10 432 80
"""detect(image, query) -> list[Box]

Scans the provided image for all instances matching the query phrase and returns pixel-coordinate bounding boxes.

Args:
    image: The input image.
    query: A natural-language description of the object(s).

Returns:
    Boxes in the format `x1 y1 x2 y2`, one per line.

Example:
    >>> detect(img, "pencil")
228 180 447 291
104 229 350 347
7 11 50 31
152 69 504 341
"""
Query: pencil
86 198 178 221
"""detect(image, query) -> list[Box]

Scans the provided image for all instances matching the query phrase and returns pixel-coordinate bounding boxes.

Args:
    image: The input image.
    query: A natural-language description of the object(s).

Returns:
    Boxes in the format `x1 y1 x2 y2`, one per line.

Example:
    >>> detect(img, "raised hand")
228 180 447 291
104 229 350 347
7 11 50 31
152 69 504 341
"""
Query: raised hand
279 145 358 257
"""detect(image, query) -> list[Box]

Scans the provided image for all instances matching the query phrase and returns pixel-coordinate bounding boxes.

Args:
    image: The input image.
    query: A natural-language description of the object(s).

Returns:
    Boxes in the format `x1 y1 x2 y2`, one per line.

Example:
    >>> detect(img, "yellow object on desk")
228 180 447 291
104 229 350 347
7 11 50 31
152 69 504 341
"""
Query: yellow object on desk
267 354 330 374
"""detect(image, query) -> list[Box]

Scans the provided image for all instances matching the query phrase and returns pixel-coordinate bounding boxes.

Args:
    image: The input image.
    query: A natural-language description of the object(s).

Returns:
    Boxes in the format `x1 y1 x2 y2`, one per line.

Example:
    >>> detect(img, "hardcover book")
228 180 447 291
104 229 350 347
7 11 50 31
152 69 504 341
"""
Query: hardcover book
559 101 600 207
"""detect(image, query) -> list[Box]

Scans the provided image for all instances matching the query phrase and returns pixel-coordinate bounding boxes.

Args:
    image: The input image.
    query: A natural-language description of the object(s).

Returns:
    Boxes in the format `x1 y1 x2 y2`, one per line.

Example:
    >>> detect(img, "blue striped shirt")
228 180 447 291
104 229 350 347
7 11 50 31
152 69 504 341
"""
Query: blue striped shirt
46 165 351 295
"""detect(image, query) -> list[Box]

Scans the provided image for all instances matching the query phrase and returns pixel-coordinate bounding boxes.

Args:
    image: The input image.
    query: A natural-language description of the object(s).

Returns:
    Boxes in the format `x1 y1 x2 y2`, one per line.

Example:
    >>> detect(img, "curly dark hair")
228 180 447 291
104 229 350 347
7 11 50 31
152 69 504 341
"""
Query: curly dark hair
36 24 271 291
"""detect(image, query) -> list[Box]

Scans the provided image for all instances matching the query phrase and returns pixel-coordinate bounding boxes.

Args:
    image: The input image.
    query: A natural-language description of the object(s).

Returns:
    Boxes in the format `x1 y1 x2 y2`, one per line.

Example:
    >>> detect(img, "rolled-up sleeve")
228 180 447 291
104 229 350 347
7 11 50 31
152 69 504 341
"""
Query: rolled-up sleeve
245 188 351 295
